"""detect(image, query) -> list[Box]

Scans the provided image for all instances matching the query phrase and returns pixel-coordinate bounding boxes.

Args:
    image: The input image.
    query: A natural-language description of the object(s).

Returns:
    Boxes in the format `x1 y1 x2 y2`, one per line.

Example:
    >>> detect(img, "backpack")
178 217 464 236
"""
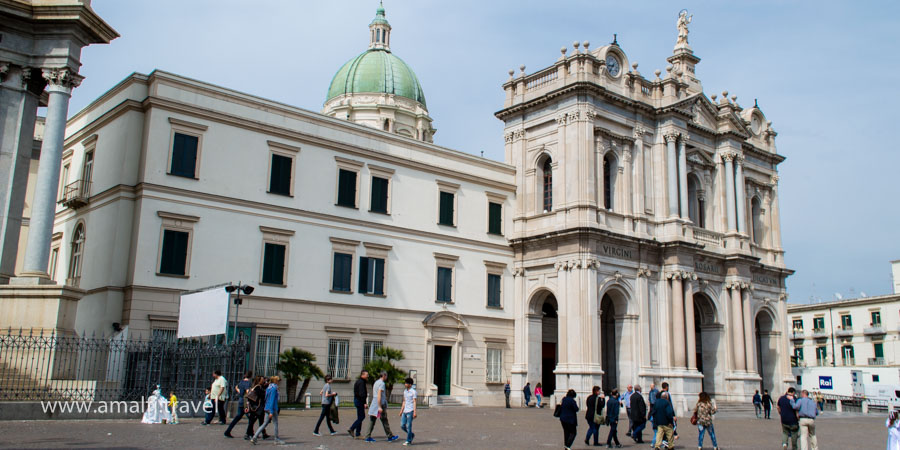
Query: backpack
246 385 259 404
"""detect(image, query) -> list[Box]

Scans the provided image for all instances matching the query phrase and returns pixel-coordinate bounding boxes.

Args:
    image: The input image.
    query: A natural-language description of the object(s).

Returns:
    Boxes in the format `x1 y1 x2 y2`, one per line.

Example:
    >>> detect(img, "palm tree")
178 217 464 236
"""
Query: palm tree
275 348 324 403
363 346 406 400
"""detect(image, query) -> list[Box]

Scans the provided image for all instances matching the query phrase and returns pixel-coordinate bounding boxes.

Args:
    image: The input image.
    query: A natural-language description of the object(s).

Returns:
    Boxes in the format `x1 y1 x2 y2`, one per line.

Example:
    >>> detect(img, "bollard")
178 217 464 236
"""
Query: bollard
836 399 842 412
305 393 311 409
862 400 868 414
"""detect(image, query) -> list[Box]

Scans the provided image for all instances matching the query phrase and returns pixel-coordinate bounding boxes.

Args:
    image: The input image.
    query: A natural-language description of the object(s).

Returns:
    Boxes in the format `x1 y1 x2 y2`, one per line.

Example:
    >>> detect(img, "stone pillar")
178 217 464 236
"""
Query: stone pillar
735 154 747 234
769 175 782 248
684 275 697 370
730 283 746 371
20 69 82 278
722 153 737 232
637 268 652 367
623 142 633 217
677 136 689 220
0 64 41 283
665 132 679 218
742 286 756 373
511 267 528 399
670 272 686 368
632 127 645 215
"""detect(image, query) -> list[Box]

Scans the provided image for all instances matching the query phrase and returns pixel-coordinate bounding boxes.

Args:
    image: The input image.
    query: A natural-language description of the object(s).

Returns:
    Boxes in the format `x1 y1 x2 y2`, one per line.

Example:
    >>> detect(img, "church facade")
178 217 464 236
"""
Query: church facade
2 6 792 407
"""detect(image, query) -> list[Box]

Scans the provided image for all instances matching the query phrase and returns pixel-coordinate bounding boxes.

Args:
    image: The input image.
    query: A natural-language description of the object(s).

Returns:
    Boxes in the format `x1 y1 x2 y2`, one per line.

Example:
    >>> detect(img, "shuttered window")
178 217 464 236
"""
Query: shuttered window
358 256 385 295
261 242 286 285
439 191 455 226
159 229 189 275
337 169 358 208
170 133 198 178
370 176 389 213
437 267 453 302
332 252 353 292
488 202 502 235
487 273 502 308
486 348 502 383
327 339 350 380
269 154 293 196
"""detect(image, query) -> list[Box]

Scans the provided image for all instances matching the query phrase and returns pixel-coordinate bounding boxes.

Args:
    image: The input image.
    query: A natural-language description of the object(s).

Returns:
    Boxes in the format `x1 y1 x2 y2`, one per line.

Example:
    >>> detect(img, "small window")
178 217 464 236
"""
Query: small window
542 158 552 212
439 191 455 226
813 317 825 330
82 150 94 197
370 176 390 214
332 252 353 292
169 132 199 178
327 338 350 380
488 202 502 235
159 229 189 276
874 375 880 382
358 256 385 296
487 273 502 308
874 342 884 359
256 335 281 377
794 347 804 361
337 169 358 208
58 163 70 201
816 346 827 364
48 246 60 281
437 266 453 302
841 314 852 329
363 340 383 367
872 311 882 326
261 242 286 285
68 223 85 285
268 153 293 196
792 319 803 330
486 348 502 383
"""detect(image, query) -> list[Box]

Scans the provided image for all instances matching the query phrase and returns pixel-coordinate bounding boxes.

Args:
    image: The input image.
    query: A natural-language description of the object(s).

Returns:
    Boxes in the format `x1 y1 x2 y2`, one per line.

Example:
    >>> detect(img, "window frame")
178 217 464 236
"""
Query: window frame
840 314 853 329
484 260 506 309
486 347 503 384
67 222 86 287
81 148 94 198
335 156 364 209
434 252 458 304
359 242 391 297
166 118 207 179
327 338 351 381
871 310 882 326
436 180 460 227
330 237 360 294
791 319 803 330
48 232 62 282
255 334 282 378
266 141 299 197
486 191 506 236
259 226 294 287
155 211 199 278
58 161 71 201
362 339 384 367
813 316 825 330
368 164 395 215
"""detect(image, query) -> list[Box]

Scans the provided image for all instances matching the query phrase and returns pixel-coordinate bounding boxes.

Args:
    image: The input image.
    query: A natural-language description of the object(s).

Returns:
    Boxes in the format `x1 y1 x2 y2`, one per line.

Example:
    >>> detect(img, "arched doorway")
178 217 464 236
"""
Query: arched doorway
755 309 778 393
600 294 617 392
541 300 558 397
693 293 721 394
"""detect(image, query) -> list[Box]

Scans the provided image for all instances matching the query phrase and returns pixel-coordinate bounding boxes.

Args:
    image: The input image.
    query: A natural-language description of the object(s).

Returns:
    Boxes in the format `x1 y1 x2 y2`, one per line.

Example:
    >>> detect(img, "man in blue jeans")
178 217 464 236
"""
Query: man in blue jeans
348 370 369 438
584 386 602 446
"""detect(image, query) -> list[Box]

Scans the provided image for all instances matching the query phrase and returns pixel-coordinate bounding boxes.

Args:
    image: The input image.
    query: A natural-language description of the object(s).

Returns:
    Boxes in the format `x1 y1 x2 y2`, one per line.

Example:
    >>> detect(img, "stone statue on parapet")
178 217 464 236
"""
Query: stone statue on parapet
676 9 693 49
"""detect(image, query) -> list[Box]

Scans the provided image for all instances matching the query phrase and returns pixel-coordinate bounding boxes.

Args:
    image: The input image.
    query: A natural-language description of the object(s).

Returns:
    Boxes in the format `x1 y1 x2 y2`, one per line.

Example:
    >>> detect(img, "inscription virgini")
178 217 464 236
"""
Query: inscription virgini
601 244 633 259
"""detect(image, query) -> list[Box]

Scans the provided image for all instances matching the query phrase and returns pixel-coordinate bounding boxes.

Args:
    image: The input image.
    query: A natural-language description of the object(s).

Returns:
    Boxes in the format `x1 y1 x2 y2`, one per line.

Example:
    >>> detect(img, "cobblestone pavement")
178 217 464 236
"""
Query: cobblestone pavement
0 408 888 449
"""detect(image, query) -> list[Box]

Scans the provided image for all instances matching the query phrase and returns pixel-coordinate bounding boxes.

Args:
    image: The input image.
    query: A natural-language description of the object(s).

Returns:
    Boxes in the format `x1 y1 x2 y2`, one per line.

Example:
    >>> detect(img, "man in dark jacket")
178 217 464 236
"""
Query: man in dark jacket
606 389 621 447
761 389 774 419
777 387 799 450
584 386 602 446
629 385 648 443
348 370 369 438
559 390 580 449
651 392 675 450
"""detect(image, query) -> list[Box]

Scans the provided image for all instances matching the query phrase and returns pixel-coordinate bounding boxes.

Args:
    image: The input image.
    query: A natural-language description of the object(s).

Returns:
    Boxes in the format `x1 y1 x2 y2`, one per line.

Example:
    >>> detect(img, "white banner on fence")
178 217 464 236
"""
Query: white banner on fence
177 287 229 338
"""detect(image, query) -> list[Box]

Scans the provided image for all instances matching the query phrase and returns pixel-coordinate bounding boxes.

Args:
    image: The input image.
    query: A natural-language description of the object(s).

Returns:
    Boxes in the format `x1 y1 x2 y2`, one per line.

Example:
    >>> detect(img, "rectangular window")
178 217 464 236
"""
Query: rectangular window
874 374 881 382
816 346 827 364
813 317 825 330
337 169 358 208
363 340 383 367
487 273 502 308
332 252 353 292
841 314 852 328
261 242 286 285
437 266 453 302
874 342 884 359
439 191 455 226
370 176 389 214
159 229 189 276
82 150 94 196
358 256 385 295
255 335 281 377
486 348 502 383
792 319 803 330
794 347 804 361
488 202 502 235
327 338 350 380
152 328 176 343
169 132 199 178
842 345 855 365
48 247 59 280
268 153 293 196
58 163 70 201
872 311 882 326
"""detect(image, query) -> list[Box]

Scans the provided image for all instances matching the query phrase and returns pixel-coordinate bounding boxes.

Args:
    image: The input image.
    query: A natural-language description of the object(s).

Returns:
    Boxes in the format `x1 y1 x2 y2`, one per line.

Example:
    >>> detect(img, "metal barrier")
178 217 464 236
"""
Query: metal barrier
0 328 249 403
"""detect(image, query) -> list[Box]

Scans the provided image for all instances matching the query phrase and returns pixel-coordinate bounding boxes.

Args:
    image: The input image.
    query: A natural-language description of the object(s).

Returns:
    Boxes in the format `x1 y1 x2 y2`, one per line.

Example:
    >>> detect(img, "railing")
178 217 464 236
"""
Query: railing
868 357 886 366
812 328 828 338
525 68 558 92
842 358 856 366
835 328 854 337
816 358 828 366
864 325 885 335
0 328 248 403
692 227 724 248
59 180 91 209
791 330 805 340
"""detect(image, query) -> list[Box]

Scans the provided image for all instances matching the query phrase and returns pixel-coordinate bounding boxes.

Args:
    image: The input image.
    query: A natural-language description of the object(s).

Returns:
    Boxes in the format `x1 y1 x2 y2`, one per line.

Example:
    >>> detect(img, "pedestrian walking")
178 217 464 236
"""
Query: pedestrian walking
364 371 399 442
399 377 417 446
887 410 900 450
584 386 603 446
314 375 338 436
504 379 511 408
777 387 799 450
762 389 773 419
815 391 824 412
211 370 228 424
202 388 214 425
622 384 634 437
251 375 283 445
791 389 819 450
651 391 675 450
606 389 622 448
224 371 252 438
535 382 544 408
349 370 369 438
168 391 179 425
629 385 647 443
523 382 532 407
648 382 659 446
245 376 269 441
693 392 719 450
753 390 762 418
559 389 579 450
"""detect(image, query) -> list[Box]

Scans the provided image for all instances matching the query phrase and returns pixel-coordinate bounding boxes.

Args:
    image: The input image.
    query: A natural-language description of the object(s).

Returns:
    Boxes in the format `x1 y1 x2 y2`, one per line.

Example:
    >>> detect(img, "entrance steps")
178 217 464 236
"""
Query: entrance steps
435 395 467 407
714 401 757 413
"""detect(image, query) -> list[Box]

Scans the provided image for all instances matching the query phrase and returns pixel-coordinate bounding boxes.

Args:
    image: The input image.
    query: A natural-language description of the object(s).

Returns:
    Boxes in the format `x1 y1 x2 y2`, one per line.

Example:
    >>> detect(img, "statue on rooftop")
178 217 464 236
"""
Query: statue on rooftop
676 9 693 48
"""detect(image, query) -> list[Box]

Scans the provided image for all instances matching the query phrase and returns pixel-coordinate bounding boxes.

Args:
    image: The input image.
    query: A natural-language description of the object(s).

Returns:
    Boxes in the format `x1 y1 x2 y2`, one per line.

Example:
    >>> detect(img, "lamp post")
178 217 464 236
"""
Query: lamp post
225 282 254 344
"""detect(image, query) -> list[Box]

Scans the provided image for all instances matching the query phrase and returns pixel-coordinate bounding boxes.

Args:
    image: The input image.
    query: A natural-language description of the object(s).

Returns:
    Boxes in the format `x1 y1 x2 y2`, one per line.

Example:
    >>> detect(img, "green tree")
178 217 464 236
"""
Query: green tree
363 346 407 400
275 348 324 403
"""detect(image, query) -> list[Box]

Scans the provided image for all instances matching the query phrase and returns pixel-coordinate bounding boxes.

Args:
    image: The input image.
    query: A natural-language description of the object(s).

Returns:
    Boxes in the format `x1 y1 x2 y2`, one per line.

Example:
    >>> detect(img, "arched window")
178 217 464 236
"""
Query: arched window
542 158 553 213
751 196 763 245
68 223 85 286
687 174 705 227
603 153 616 210
383 119 390 131
377 29 382 43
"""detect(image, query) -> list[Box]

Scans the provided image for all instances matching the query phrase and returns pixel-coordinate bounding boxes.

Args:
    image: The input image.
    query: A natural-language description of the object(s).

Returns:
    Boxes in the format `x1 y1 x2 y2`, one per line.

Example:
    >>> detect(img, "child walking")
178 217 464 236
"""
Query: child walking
202 388 214 424
168 391 179 424
399 377 417 446
535 383 544 408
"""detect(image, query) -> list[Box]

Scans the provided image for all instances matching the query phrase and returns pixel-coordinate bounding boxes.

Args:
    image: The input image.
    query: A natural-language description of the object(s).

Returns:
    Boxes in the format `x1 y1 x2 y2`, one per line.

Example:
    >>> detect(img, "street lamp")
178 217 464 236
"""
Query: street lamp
225 282 254 344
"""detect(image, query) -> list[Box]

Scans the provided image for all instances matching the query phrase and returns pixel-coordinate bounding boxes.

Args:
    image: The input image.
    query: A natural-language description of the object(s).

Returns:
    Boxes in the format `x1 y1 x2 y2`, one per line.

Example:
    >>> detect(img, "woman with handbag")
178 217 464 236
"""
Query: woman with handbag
693 391 719 450
558 389 579 450
584 386 603 446
314 375 338 436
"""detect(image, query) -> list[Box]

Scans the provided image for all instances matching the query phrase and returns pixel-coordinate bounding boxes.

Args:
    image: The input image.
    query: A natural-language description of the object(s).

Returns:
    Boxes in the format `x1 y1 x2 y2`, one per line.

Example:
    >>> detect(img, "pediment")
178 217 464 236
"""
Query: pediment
422 310 469 329
691 96 718 130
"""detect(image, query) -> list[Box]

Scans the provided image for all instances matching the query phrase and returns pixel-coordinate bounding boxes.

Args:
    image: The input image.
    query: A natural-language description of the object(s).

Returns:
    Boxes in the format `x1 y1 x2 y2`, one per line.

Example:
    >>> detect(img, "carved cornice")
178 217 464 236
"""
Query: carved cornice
596 127 635 144
504 129 526 144
725 281 751 290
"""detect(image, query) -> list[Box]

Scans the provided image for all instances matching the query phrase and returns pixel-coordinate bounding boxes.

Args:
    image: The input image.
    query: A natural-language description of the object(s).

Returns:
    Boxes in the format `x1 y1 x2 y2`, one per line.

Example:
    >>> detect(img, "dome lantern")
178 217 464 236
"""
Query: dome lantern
369 1 391 51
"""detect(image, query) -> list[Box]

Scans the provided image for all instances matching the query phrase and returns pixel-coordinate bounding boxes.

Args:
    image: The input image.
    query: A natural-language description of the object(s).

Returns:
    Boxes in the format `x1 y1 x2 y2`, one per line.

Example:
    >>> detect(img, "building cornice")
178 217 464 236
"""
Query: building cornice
787 293 900 313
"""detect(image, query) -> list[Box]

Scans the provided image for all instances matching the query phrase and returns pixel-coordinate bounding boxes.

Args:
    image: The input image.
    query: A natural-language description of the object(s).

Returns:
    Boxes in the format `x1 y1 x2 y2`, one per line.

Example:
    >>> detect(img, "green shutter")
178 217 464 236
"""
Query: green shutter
160 230 188 275
358 256 369 293
337 169 357 207
170 133 197 178
875 343 884 358
439 191 454 225
488 202 502 234
333 253 352 291
374 258 384 295
371 177 389 213
437 267 452 302
262 243 285 285
269 154 292 196
487 274 501 307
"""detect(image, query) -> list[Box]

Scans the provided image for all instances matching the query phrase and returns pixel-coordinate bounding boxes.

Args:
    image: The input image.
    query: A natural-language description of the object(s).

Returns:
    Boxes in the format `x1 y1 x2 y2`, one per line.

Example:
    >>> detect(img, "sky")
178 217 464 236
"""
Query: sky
70 0 900 304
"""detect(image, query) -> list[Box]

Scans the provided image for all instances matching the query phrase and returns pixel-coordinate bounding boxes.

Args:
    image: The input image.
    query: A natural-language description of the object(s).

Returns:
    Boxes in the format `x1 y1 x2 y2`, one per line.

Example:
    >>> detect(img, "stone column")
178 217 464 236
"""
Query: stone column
722 152 737 232
637 268 652 367
511 267 528 395
677 135 689 220
665 132 679 218
684 275 697 370
735 154 747 234
769 175 782 248
20 69 82 278
670 272 686 368
623 142 633 217
632 127 645 215
0 64 41 283
742 286 756 373
730 283 746 371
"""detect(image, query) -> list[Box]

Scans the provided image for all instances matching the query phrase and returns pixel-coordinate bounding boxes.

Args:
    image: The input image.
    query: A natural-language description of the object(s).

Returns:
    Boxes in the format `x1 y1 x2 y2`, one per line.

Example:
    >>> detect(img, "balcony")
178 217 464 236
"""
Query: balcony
868 357 886 366
864 325 886 336
816 358 828 366
59 180 91 209
790 330 806 340
692 227 725 249
812 328 828 338
842 358 856 366
834 327 854 337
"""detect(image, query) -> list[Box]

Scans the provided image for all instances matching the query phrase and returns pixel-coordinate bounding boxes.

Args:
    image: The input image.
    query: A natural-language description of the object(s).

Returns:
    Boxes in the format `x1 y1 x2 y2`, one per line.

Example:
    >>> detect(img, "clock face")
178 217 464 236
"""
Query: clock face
750 116 761 135
605 55 620 76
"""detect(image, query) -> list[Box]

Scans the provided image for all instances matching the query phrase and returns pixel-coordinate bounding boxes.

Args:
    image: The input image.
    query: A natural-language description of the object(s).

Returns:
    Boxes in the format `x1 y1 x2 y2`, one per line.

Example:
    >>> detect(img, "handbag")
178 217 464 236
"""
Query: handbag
690 411 698 426
553 404 562 418
329 396 340 424
592 397 604 425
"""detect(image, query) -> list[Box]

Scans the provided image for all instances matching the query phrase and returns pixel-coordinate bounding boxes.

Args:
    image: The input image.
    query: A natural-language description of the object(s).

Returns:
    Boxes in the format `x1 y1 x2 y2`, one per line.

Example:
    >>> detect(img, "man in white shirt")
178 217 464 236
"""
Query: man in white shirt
209 370 228 424
364 371 399 442
399 377 417 446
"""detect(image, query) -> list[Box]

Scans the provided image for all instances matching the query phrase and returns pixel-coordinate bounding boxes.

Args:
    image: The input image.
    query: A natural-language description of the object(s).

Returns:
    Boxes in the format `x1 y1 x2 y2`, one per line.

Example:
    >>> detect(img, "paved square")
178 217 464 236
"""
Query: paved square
0 408 887 448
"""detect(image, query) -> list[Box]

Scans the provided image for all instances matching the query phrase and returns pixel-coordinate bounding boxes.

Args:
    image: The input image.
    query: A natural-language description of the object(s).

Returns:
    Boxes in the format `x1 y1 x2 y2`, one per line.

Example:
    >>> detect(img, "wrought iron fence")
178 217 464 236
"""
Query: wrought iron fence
0 328 249 403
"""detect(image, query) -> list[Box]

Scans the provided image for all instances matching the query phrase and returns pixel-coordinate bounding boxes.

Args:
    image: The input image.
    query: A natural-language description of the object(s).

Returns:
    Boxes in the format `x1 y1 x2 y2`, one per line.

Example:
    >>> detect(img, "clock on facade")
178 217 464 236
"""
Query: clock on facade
605 54 621 76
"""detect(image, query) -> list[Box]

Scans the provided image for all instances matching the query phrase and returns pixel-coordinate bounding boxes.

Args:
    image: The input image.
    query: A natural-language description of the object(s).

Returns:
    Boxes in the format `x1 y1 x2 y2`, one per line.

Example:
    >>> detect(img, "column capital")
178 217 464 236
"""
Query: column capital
0 62 9 83
734 153 745 165
512 267 526 277
636 267 652 278
42 68 83 93
663 131 680 143
678 133 690 144
720 151 737 163
632 125 647 140
666 271 682 280
769 174 780 187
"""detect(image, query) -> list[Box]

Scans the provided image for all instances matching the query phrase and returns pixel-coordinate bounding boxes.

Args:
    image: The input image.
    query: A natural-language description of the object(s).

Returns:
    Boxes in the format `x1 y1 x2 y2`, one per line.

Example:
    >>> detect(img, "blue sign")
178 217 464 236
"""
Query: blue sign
819 376 833 390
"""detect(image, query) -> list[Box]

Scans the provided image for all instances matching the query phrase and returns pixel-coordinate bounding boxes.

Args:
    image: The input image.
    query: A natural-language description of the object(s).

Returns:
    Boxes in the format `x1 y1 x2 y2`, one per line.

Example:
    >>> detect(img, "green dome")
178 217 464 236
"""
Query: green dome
326 49 427 107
